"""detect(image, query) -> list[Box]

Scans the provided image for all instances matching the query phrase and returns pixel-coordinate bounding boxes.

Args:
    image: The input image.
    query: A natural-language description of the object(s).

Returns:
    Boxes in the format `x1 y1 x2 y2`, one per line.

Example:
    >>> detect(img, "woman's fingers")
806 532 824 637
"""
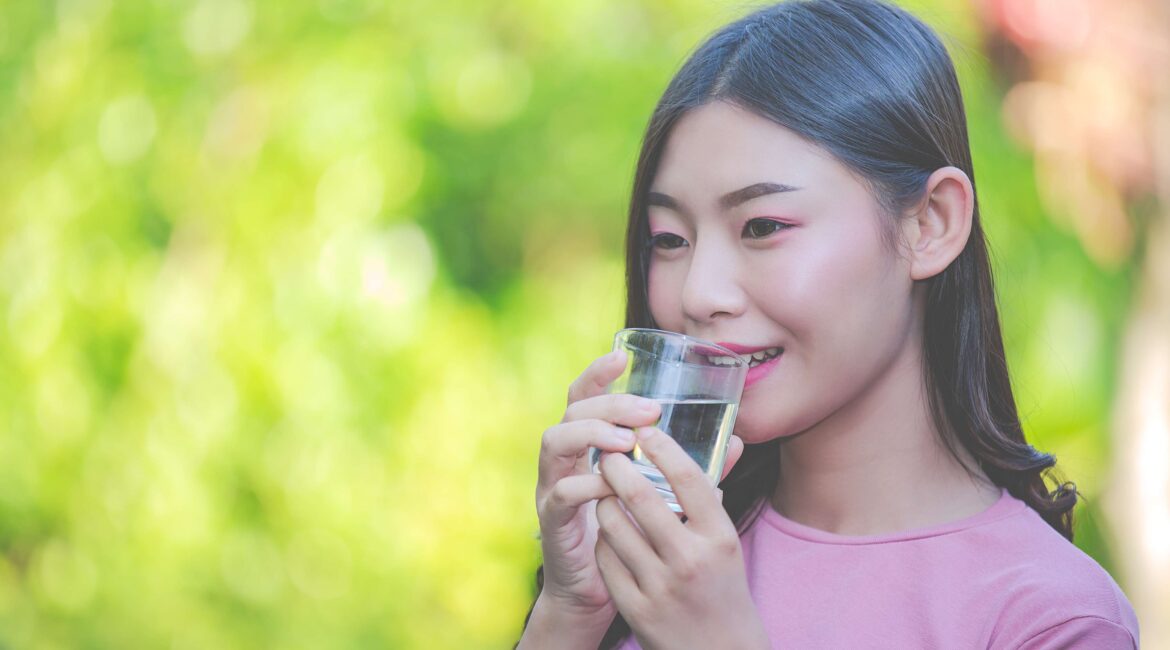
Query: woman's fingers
627 427 731 533
537 349 664 504
542 419 636 459
538 419 636 492
599 451 687 554
718 435 745 483
566 350 627 406
538 473 618 528
595 494 663 580
562 393 662 427
598 450 688 555
595 530 644 611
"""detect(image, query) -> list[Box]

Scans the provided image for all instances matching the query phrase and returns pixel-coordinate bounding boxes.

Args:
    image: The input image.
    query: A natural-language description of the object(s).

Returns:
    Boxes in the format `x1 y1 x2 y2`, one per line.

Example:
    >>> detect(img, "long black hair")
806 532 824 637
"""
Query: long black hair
526 1 1077 647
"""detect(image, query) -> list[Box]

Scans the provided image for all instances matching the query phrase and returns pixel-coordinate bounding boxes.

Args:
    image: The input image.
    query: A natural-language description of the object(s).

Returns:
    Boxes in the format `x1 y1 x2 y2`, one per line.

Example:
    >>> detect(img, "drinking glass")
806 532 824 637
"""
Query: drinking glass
591 328 749 513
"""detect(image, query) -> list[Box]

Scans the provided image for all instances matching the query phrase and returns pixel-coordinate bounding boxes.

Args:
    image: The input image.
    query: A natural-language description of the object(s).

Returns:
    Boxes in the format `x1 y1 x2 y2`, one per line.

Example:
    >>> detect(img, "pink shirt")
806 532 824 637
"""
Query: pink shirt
619 489 1139 648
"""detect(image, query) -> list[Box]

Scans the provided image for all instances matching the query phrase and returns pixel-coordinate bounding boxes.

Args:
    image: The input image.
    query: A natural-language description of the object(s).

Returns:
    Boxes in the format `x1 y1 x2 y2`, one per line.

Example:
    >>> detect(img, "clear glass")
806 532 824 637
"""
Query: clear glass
590 328 749 513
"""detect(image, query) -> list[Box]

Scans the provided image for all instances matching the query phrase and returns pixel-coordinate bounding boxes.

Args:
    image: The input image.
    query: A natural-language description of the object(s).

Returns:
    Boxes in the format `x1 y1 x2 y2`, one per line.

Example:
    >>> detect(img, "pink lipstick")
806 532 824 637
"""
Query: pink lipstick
713 342 783 391
743 354 781 390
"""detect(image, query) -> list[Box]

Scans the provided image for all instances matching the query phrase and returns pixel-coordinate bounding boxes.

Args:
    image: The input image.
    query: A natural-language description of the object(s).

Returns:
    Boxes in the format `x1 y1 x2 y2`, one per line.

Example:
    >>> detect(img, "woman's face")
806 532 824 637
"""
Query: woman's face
646 101 920 444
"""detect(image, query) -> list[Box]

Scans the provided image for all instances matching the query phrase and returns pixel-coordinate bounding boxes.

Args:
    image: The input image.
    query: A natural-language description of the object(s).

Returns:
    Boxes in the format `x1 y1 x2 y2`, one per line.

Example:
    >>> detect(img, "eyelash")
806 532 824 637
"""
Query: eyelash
648 218 791 250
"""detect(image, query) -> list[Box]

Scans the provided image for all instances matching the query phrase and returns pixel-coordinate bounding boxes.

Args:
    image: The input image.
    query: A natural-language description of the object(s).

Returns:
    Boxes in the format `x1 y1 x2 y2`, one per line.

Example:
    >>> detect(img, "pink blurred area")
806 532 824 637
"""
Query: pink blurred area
976 0 1170 639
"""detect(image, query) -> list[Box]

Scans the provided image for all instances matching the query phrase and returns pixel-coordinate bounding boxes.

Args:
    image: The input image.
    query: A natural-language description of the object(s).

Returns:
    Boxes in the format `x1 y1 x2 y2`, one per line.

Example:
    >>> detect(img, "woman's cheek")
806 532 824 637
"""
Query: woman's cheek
647 262 685 328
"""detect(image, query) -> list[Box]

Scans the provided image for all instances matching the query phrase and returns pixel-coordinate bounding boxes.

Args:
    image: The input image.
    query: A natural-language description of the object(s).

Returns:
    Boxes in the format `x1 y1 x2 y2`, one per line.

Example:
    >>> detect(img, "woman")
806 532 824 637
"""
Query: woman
518 0 1139 647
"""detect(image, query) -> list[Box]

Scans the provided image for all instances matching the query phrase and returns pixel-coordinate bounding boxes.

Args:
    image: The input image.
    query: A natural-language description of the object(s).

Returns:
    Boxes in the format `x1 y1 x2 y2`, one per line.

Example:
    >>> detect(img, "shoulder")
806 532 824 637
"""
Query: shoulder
983 505 1139 649
1010 616 1137 649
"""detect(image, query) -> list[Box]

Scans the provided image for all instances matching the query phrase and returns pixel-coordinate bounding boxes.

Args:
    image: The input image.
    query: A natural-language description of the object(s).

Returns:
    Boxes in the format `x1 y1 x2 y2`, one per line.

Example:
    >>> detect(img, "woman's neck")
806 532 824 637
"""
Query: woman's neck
769 342 1000 537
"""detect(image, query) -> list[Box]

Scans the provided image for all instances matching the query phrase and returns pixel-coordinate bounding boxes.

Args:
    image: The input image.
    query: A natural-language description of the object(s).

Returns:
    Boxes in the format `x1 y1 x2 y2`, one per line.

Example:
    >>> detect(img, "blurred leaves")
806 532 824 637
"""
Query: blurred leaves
0 0 1133 647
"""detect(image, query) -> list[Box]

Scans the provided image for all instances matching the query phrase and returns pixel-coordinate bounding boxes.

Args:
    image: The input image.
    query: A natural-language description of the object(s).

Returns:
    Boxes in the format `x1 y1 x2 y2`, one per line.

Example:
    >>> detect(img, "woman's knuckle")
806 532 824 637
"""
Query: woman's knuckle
562 401 582 422
624 485 653 509
713 530 740 555
546 482 568 508
539 427 556 455
566 383 580 405
676 467 706 489
673 553 703 582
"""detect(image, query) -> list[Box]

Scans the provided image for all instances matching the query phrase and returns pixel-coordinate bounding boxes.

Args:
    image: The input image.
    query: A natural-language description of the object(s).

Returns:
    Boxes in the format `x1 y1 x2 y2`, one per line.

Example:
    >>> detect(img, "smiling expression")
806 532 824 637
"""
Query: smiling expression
645 101 921 444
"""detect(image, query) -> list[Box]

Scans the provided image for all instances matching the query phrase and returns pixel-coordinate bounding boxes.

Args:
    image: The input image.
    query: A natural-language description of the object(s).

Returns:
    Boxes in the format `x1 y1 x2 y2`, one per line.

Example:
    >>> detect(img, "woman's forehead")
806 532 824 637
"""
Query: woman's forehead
657 104 837 177
651 103 853 205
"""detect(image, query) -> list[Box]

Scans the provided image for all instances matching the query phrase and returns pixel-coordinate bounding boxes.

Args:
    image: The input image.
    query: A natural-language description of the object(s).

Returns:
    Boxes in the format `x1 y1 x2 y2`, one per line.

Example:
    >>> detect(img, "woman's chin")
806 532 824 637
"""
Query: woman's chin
733 421 799 446
734 413 809 444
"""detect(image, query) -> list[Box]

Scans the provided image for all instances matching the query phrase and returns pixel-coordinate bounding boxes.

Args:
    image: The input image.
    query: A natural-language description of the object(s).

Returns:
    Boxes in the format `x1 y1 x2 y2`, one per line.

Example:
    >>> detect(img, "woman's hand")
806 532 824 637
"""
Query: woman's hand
533 350 663 623
594 426 768 650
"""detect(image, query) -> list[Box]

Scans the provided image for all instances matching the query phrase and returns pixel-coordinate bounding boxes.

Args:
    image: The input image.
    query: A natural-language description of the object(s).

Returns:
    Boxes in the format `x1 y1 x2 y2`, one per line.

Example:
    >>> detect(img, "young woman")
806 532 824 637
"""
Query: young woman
518 0 1140 647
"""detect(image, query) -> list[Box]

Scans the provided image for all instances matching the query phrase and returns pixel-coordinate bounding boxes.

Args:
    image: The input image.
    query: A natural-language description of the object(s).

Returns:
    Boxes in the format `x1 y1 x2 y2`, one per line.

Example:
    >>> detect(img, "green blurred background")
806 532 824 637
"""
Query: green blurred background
0 0 1159 647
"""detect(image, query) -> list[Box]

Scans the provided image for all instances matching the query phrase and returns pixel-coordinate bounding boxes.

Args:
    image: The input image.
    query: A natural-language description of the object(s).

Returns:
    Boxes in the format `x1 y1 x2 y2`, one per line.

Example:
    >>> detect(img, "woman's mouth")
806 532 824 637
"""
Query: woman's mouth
744 346 782 368
743 351 781 389
704 346 783 368
701 344 783 390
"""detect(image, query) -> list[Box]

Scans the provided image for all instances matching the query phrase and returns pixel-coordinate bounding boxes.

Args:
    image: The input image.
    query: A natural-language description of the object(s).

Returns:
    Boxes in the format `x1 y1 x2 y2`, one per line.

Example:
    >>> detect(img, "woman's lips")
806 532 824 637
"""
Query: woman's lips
744 352 781 390
693 343 739 357
703 341 783 388
714 342 774 355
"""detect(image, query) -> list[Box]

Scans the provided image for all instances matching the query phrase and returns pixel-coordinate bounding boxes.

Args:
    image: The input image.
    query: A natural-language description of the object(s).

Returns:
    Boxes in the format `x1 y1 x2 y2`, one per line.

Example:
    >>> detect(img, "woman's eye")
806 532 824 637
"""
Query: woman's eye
649 233 688 250
743 218 788 239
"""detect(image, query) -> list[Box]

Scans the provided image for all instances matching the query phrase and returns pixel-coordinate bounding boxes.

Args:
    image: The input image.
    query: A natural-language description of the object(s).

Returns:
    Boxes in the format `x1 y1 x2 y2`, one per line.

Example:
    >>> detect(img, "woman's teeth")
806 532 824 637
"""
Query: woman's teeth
707 347 782 367
746 347 782 367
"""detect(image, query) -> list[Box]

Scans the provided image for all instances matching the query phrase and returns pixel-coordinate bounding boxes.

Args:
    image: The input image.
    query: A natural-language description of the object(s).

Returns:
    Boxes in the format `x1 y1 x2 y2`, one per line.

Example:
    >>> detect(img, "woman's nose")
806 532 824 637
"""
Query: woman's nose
680 240 746 324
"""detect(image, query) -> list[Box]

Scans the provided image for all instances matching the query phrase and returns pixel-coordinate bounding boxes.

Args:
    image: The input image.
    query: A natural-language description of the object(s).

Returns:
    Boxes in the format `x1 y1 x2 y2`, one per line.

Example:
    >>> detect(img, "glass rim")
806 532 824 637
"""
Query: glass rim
615 328 748 369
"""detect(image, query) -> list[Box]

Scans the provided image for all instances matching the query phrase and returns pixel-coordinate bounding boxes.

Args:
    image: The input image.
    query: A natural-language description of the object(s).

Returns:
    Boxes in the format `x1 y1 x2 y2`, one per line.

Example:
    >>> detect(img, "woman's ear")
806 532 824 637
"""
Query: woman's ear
902 166 974 281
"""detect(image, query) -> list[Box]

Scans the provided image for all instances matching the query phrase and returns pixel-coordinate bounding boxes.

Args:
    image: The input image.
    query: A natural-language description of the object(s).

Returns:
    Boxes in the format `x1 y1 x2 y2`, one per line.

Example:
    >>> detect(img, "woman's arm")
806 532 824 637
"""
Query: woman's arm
516 593 617 650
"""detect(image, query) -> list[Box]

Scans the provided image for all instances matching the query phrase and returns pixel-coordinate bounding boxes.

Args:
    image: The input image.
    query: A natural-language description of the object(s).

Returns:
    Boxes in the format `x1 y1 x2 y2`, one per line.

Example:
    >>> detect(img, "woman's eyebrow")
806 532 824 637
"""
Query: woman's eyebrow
647 182 801 213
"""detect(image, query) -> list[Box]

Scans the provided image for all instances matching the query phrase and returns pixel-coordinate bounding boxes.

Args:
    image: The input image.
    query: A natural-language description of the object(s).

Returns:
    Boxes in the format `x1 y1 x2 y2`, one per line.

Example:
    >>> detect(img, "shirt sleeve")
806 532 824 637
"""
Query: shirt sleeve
1015 616 1137 650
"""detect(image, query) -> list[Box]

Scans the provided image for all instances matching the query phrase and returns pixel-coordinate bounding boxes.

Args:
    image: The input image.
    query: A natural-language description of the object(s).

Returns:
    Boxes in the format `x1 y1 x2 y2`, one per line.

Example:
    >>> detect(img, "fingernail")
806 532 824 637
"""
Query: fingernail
635 426 656 441
638 399 659 413
613 427 634 443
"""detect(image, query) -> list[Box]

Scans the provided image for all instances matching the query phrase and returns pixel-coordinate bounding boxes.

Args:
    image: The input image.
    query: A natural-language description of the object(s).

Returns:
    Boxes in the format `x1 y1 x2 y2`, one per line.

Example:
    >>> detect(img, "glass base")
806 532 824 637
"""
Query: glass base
633 462 684 513
589 448 683 513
